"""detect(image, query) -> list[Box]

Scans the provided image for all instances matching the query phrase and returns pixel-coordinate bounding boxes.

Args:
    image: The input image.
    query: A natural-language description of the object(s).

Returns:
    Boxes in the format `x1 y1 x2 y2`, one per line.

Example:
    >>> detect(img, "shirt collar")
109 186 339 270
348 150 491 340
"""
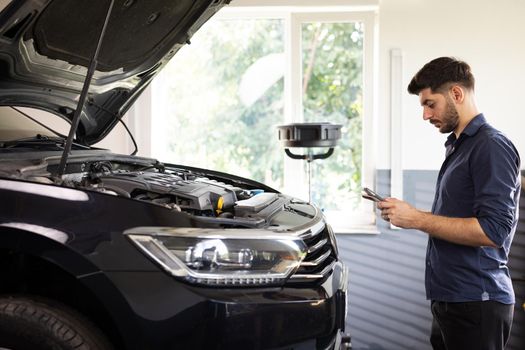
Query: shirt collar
445 113 486 147
461 113 486 137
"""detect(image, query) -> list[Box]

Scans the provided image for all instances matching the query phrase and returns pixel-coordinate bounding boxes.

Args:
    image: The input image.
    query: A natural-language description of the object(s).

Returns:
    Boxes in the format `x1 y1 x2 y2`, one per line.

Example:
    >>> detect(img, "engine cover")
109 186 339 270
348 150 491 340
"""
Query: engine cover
95 171 239 212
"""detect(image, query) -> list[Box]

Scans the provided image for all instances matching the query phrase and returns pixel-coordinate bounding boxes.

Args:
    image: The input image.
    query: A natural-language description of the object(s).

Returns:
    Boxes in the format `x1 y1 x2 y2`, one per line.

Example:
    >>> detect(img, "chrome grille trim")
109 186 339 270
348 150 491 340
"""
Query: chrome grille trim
290 260 337 280
296 220 325 239
288 219 337 283
300 249 331 267
308 238 328 254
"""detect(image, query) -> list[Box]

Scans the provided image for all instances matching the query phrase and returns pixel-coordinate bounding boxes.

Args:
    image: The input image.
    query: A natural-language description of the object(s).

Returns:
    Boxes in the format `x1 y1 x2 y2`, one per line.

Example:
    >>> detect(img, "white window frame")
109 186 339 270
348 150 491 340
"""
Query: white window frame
215 7 378 233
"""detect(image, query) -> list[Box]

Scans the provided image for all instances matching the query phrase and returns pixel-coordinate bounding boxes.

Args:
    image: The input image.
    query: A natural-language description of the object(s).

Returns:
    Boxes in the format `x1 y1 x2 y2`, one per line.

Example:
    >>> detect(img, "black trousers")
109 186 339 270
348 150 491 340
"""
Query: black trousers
430 300 514 350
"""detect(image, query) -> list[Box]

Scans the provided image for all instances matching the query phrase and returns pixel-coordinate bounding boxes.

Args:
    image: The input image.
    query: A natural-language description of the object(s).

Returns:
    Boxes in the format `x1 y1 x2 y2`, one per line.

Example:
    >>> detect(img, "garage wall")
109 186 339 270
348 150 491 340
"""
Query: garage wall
339 170 435 350
377 0 525 170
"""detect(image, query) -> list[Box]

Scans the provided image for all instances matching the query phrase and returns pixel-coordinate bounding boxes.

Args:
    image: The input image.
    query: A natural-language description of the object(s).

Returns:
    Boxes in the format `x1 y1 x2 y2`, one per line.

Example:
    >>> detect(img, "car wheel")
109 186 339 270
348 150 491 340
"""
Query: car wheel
0 296 113 350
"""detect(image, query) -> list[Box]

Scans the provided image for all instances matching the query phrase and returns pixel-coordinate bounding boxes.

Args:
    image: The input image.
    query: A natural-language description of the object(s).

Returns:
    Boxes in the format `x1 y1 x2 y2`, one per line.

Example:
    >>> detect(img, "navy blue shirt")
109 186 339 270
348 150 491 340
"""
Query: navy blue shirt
426 114 520 304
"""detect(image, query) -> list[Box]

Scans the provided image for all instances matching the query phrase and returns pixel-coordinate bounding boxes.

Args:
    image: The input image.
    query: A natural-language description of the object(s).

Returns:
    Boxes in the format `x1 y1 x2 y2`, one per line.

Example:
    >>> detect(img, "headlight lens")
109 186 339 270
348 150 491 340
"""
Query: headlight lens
126 227 307 287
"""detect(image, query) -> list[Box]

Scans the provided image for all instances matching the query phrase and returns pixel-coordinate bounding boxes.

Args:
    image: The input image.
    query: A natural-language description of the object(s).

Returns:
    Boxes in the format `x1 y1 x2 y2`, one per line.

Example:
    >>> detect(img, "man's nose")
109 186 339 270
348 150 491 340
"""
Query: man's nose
422 107 432 120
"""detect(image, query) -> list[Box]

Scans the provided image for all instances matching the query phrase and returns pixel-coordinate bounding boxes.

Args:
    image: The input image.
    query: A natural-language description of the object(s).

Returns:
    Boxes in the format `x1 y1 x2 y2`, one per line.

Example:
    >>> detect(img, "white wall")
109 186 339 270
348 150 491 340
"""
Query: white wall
378 0 525 170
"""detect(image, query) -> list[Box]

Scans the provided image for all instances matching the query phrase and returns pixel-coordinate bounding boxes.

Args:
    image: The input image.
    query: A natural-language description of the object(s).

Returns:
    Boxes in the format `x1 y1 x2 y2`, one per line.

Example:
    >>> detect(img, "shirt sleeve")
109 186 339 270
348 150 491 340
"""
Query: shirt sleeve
471 134 521 247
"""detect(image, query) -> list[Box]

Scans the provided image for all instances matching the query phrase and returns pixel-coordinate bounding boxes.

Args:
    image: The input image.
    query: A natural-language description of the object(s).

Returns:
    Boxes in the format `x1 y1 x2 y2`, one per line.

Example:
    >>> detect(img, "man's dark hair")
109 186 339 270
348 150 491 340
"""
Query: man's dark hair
407 57 475 95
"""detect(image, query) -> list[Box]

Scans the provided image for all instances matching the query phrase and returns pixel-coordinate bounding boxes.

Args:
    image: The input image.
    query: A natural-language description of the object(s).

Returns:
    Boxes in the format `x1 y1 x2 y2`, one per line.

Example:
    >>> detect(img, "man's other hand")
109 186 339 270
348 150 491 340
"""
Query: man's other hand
377 198 424 229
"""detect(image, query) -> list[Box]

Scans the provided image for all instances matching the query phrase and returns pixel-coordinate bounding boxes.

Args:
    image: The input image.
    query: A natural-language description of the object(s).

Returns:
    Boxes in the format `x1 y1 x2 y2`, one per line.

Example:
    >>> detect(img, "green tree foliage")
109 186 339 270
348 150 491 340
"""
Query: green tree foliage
159 19 285 189
208 20 285 188
302 22 363 209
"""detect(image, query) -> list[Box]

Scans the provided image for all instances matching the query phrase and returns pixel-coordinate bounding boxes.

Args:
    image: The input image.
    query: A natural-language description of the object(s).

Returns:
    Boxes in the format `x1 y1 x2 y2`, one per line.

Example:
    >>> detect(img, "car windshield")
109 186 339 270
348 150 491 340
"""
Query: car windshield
0 106 63 142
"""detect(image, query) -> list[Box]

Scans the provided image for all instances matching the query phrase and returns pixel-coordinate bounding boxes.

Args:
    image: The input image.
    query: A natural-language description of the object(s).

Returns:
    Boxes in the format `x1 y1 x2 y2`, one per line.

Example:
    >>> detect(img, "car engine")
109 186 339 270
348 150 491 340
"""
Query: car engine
6 157 308 229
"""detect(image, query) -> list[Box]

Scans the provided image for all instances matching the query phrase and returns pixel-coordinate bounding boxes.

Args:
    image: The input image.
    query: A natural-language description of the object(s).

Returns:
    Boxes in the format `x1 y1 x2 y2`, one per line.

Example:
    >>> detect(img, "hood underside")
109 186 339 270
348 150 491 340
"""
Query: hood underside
0 0 229 144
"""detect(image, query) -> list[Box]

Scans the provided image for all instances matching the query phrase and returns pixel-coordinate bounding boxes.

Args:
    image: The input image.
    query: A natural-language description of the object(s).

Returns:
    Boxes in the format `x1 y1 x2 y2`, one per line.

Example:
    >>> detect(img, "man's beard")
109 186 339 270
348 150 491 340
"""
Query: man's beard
439 96 460 133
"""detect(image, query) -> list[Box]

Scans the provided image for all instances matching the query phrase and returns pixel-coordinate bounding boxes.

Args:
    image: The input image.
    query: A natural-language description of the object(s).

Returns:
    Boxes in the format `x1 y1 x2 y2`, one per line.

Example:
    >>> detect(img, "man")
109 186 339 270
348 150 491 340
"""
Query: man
378 57 520 350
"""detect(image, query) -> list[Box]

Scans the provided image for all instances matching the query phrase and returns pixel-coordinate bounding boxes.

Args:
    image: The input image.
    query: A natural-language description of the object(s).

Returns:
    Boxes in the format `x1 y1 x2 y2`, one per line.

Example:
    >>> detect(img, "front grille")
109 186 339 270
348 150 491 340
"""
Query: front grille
288 222 337 283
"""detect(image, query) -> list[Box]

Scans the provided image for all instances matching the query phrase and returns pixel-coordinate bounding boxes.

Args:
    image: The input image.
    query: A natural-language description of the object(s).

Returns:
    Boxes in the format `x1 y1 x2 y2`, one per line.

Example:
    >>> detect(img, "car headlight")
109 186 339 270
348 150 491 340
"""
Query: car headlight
126 227 307 287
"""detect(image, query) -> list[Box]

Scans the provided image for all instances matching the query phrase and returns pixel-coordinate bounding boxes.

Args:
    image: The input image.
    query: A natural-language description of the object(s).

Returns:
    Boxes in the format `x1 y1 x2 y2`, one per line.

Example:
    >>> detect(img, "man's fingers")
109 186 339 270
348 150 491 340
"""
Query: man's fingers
380 207 391 222
378 201 395 209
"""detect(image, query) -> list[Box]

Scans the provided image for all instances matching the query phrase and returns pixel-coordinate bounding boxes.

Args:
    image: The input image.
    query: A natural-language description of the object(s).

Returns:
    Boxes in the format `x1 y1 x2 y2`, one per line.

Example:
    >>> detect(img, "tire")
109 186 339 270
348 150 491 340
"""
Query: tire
0 296 114 350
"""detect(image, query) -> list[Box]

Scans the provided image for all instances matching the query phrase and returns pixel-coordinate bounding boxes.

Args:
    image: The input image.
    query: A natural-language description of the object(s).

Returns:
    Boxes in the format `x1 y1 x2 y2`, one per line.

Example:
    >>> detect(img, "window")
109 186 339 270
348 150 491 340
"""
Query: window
151 8 377 233
152 17 285 189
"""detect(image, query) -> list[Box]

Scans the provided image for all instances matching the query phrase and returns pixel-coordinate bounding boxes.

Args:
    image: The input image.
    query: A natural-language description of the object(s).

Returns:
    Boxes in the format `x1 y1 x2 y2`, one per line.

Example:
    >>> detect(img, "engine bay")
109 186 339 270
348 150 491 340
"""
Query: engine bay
1 156 315 228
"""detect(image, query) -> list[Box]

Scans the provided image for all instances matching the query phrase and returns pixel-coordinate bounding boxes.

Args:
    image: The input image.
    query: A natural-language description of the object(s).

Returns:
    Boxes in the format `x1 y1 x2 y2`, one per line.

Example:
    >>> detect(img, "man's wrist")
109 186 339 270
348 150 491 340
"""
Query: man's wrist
415 210 430 231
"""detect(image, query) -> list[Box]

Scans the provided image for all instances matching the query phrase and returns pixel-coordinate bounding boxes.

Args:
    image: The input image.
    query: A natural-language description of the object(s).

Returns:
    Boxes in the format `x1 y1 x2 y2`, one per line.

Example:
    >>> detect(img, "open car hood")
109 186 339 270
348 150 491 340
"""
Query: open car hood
0 0 229 145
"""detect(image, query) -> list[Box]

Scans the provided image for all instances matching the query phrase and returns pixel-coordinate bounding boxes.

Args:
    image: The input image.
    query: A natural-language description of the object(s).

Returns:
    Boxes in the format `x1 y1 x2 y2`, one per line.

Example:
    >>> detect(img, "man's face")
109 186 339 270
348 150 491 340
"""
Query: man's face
418 88 459 134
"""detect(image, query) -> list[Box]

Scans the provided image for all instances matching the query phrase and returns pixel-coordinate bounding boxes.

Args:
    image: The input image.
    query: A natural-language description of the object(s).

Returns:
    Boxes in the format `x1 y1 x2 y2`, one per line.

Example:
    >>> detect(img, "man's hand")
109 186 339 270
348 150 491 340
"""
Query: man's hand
377 198 425 229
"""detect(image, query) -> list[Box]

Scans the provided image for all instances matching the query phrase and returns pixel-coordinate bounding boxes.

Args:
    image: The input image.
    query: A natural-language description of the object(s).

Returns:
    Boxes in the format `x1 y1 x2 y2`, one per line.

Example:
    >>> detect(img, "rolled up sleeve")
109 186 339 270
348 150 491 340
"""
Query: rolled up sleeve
471 137 520 247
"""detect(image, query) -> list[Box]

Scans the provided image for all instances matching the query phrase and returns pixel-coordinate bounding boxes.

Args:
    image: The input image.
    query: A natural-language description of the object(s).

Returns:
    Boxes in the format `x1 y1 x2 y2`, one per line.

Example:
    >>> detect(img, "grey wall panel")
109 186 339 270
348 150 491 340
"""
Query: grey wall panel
338 170 524 350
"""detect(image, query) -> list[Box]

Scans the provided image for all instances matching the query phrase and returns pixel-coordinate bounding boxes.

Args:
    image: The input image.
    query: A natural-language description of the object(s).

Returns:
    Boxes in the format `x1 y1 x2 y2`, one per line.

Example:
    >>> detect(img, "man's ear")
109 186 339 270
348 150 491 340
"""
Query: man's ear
449 85 465 103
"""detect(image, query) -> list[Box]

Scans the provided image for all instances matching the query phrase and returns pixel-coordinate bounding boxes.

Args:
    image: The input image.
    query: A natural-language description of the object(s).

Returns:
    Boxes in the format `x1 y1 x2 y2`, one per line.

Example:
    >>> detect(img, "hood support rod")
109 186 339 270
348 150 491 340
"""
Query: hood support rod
57 0 115 176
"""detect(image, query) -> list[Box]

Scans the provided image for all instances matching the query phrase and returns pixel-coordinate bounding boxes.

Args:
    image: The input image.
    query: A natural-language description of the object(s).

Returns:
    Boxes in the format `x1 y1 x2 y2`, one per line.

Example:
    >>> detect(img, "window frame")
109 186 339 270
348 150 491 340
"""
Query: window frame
216 8 378 233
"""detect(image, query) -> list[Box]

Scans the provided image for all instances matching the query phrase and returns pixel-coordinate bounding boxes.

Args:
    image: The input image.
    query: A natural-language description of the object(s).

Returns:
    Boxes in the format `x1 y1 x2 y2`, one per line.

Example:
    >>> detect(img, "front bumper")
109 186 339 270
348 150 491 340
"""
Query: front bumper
102 261 349 349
